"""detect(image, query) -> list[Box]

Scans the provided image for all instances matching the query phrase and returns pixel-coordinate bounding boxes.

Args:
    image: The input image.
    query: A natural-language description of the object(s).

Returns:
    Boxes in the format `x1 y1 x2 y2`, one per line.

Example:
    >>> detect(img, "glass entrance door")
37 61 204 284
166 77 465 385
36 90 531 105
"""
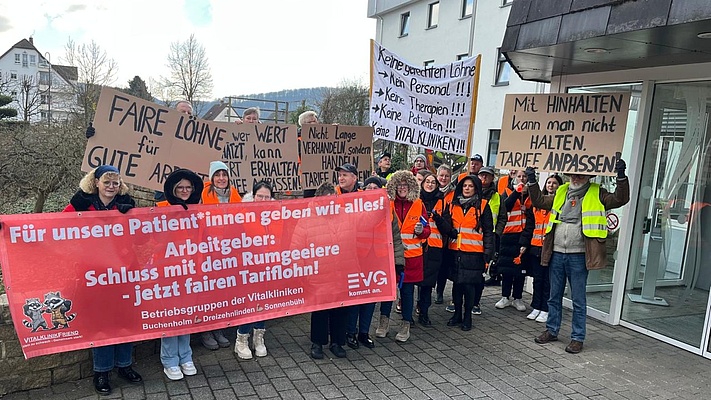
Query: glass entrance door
623 82 711 349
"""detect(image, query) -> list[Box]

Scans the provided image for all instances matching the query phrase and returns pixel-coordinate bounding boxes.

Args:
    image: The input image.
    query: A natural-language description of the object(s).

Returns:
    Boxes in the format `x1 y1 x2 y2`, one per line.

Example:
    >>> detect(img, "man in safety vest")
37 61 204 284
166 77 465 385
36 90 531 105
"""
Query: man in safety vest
526 160 629 354
335 163 362 194
476 166 508 311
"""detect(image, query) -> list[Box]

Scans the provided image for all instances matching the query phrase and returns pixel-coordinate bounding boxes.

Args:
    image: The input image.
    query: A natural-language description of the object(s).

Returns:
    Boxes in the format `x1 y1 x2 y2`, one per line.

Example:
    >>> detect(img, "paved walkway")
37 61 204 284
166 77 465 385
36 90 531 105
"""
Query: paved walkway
5 287 711 399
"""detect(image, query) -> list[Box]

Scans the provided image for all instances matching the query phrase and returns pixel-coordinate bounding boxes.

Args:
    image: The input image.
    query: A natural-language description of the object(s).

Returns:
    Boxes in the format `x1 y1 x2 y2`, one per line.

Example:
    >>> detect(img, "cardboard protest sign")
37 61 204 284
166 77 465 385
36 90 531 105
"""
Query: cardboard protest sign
82 88 300 193
369 40 480 155
496 93 630 175
0 191 395 358
300 124 374 190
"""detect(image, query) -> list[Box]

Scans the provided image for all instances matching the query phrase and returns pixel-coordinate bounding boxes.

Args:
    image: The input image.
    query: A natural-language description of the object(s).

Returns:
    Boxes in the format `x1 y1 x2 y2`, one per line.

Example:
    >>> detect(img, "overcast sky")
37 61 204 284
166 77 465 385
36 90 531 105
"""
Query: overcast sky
0 0 376 97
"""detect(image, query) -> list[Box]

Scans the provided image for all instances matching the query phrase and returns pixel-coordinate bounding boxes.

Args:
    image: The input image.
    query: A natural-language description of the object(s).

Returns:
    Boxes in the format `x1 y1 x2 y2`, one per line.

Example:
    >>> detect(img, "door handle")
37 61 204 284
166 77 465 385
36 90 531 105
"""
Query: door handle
642 217 651 234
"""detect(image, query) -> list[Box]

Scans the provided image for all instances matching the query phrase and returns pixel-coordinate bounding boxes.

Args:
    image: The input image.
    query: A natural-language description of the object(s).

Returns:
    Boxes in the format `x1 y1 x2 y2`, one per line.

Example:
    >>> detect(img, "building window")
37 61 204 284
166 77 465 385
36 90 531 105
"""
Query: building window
41 94 51 104
495 48 511 85
30 55 36 65
11 90 17 99
14 54 20 64
39 71 50 85
462 0 474 18
10 71 17 80
424 60 435 67
502 0 513 5
22 53 28 68
400 12 410 36
488 129 500 166
427 2 439 28
457 53 469 60
41 110 50 120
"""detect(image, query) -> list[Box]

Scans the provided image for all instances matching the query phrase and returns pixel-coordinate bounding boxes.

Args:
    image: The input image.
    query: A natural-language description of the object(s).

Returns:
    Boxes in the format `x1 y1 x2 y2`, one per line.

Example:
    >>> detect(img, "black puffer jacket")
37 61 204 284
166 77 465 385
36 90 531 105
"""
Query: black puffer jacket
497 189 535 275
446 175 495 285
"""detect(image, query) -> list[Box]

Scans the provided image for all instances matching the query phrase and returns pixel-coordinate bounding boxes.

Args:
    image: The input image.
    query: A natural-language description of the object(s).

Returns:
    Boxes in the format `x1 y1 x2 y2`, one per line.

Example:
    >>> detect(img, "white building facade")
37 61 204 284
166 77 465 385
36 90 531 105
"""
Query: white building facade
367 0 546 164
0 38 77 123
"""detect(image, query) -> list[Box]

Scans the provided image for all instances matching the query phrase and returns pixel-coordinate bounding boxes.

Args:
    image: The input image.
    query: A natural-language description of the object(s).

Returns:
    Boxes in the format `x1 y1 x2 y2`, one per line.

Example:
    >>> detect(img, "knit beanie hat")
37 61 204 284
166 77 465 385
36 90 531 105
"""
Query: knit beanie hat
209 161 229 179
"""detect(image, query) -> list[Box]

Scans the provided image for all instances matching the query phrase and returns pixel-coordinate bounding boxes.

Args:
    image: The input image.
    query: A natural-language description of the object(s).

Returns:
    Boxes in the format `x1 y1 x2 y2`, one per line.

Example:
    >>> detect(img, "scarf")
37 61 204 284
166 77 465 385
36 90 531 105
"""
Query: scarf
420 188 442 212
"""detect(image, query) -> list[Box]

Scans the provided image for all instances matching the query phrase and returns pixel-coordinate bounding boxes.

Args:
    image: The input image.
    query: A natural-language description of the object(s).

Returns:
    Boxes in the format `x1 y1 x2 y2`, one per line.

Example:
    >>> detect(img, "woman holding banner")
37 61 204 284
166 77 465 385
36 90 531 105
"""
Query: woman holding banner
232 180 275 359
199 161 241 351
386 170 430 342
63 165 142 395
159 169 203 381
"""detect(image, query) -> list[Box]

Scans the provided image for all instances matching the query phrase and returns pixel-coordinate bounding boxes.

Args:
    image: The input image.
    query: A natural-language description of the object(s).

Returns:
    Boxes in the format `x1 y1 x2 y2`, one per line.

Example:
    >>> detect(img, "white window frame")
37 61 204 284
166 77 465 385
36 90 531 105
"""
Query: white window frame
400 12 410 37
488 129 501 167
462 0 474 18
494 48 511 86
14 53 20 64
427 2 439 29
424 60 435 67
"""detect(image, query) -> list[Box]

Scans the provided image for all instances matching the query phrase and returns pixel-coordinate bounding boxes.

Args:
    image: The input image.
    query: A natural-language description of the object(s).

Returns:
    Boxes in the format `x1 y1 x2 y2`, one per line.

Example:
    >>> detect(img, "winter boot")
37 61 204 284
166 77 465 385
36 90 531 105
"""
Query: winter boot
462 310 472 331
234 333 253 359
201 332 219 350
375 315 390 338
447 305 463 326
395 320 411 342
253 329 267 357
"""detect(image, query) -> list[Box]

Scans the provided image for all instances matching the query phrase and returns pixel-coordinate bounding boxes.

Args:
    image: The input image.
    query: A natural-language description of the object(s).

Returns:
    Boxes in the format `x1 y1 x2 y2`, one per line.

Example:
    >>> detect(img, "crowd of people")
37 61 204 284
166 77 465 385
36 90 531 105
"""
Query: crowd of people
72 104 629 395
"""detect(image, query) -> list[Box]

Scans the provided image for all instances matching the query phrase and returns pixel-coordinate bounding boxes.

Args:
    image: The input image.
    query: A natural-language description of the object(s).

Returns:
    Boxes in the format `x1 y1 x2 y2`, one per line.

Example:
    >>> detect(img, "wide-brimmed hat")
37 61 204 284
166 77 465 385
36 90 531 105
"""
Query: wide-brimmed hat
163 169 204 205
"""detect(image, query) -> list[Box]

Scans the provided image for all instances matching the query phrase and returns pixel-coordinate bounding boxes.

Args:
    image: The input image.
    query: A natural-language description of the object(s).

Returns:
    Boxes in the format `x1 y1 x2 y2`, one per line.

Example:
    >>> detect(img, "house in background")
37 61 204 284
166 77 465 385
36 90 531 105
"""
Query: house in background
0 37 78 123
202 101 241 122
367 0 547 164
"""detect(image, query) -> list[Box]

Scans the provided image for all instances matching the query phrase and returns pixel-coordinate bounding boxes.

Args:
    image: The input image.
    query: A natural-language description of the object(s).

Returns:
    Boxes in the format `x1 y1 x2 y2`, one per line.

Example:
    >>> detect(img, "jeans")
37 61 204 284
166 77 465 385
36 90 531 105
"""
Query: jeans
501 273 525 299
238 321 265 334
160 335 192 368
380 301 393 317
93 344 134 372
417 285 433 316
400 283 415 322
547 252 588 342
347 303 376 334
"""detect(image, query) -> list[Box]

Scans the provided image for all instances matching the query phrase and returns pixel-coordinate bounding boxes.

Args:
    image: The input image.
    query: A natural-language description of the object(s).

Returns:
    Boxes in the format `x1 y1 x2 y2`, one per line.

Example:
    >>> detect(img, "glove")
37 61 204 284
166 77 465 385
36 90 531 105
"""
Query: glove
414 222 424 235
85 123 95 138
116 203 134 214
450 228 459 238
524 167 537 184
395 264 405 276
615 157 626 178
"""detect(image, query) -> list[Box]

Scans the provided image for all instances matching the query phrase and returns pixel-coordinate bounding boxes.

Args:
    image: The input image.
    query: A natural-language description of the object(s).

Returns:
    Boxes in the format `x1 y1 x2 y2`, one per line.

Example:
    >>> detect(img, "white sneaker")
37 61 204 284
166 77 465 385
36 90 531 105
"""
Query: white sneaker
495 297 512 309
535 311 548 323
512 299 527 312
180 362 197 376
164 366 184 380
527 309 541 320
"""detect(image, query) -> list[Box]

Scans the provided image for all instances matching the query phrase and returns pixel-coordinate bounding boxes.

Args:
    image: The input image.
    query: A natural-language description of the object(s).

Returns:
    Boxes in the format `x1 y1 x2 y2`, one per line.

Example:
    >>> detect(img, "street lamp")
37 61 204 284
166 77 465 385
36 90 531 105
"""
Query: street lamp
44 52 51 125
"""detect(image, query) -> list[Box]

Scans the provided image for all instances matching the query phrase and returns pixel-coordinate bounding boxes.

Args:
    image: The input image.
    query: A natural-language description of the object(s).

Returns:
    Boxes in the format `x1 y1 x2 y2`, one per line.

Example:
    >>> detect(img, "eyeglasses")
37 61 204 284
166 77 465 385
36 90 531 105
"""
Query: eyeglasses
397 184 409 189
176 186 194 192
424 179 437 185
254 194 272 200
101 181 121 187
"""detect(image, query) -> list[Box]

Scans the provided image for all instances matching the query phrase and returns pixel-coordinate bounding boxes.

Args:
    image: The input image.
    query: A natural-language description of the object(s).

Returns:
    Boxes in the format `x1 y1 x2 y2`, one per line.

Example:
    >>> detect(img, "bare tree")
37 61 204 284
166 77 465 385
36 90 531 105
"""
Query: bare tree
63 38 118 125
149 76 179 108
0 117 85 213
317 79 369 125
14 74 48 122
164 34 213 115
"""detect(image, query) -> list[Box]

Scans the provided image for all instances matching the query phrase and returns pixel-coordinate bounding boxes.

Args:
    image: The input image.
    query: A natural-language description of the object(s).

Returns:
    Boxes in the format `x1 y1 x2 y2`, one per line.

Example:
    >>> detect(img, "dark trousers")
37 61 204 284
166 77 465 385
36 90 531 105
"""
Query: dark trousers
452 283 475 313
502 273 525 299
472 282 484 306
531 272 550 311
417 285 433 315
310 308 347 346
435 266 448 296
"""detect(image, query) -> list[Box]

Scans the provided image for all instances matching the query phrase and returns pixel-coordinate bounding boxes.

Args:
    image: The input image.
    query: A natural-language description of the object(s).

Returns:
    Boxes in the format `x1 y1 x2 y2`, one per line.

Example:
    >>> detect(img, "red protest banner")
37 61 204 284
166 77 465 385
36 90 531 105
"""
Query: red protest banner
0 190 395 359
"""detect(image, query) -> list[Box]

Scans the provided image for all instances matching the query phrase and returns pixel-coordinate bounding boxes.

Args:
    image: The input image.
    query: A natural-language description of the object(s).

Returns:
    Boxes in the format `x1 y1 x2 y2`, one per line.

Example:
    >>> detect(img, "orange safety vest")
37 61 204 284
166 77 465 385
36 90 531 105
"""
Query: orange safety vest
497 175 510 195
427 199 445 248
201 182 242 204
531 208 548 247
336 185 362 195
156 200 170 207
391 199 425 258
448 199 488 253
503 188 531 234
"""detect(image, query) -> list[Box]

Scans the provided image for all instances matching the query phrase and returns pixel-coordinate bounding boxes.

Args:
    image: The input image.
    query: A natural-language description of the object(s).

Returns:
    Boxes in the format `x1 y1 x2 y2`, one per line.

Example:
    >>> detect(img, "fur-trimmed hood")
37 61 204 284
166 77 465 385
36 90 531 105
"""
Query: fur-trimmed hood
453 174 483 205
164 169 204 206
386 170 419 201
